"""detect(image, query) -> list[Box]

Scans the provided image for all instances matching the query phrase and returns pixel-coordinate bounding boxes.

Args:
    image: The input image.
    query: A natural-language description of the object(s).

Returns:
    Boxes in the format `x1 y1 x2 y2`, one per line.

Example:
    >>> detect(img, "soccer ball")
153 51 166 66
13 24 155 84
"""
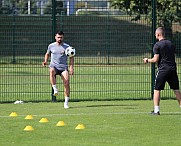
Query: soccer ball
65 46 75 57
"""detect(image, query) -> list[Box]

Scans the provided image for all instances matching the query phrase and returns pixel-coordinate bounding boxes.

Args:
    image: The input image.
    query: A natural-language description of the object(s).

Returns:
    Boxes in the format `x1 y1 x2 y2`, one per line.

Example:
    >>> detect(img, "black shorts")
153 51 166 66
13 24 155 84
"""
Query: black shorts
54 67 66 76
154 66 179 90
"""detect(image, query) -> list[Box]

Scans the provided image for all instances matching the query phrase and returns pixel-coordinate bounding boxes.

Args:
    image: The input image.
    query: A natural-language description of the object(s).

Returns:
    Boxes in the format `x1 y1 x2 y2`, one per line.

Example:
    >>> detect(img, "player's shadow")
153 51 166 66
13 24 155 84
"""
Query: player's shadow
71 104 138 109
161 112 181 115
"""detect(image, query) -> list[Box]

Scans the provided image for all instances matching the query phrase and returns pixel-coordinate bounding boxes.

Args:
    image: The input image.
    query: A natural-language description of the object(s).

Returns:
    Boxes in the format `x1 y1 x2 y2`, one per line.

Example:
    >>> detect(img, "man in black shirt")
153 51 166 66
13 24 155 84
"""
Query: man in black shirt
143 27 181 115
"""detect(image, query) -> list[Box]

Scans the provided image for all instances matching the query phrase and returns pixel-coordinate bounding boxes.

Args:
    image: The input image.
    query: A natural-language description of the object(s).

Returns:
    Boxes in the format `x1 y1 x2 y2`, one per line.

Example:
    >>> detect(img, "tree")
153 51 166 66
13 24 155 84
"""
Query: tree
43 0 52 14
44 0 65 15
0 0 37 14
111 0 181 39
15 0 37 14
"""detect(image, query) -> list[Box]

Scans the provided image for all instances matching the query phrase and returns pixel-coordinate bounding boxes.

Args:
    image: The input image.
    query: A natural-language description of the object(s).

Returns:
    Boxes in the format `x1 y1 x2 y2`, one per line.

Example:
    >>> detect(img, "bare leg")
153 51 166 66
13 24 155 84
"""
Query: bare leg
61 70 70 97
173 90 181 106
49 68 56 85
153 90 160 113
49 68 58 96
61 70 70 108
153 90 160 106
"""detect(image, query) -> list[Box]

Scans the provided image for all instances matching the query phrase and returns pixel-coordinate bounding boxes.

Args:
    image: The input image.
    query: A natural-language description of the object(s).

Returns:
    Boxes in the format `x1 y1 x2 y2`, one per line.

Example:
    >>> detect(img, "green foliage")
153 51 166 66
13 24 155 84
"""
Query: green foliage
111 0 151 16
43 0 66 15
43 1 52 15
111 0 181 36
157 0 180 27
16 0 37 14
0 0 37 14
0 5 10 14
111 0 180 22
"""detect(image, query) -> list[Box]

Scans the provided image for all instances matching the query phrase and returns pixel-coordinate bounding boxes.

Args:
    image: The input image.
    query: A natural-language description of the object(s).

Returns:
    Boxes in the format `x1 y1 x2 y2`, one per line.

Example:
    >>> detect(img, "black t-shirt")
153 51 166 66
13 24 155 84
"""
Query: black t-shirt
153 39 176 69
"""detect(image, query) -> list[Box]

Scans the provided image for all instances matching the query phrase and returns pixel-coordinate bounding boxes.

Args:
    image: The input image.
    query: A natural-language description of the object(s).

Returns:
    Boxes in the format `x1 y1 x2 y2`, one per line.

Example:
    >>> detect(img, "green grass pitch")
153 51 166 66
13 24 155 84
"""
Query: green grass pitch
0 100 181 146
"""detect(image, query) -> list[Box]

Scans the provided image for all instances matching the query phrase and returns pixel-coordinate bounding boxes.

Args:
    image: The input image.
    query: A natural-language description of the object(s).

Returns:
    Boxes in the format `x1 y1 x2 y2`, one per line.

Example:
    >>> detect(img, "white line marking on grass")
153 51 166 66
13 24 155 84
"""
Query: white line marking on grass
0 111 180 118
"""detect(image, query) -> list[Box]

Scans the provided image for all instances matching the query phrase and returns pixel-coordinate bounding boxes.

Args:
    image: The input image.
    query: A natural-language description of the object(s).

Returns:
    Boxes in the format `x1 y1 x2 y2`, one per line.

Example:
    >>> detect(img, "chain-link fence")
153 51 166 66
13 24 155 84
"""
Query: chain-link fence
0 0 180 102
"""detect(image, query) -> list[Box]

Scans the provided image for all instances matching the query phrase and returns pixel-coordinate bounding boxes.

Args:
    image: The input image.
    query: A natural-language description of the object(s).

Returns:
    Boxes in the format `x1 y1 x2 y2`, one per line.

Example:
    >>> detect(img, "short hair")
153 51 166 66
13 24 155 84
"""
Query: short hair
56 31 64 36
156 27 165 37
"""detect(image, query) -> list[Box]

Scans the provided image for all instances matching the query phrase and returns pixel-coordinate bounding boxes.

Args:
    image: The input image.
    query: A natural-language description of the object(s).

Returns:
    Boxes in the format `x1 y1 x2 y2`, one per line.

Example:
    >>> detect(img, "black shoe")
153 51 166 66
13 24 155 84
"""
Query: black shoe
150 111 160 115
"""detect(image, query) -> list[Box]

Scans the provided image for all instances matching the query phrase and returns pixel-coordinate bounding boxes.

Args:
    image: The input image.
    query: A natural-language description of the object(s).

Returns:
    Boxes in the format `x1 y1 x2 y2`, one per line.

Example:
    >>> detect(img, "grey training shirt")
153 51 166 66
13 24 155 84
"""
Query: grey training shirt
47 42 70 71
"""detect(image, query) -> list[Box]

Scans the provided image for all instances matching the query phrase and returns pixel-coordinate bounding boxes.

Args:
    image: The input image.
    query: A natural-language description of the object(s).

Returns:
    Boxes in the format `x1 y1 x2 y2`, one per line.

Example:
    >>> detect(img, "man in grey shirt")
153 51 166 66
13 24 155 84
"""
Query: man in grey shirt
42 31 74 109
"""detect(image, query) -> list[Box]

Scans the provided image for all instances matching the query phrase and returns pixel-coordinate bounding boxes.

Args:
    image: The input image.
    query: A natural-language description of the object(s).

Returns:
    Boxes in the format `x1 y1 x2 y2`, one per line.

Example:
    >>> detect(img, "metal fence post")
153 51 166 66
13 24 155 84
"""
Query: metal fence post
106 11 110 65
151 0 157 99
51 0 57 102
12 12 16 64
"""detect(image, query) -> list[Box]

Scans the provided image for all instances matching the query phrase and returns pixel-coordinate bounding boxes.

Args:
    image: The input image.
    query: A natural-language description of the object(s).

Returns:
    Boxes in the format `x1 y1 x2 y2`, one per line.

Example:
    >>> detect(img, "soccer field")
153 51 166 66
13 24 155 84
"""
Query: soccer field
0 100 181 146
